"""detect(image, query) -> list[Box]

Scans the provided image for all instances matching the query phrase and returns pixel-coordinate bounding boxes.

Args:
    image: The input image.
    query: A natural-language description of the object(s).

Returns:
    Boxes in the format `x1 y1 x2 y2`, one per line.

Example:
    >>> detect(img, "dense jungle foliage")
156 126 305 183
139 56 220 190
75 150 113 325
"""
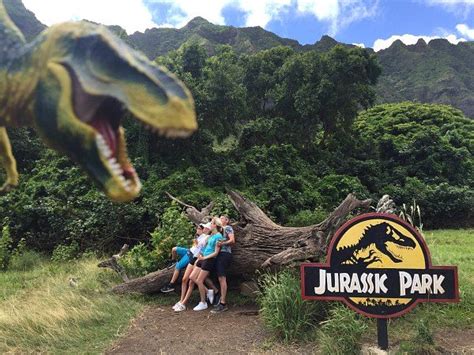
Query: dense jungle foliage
1 43 473 256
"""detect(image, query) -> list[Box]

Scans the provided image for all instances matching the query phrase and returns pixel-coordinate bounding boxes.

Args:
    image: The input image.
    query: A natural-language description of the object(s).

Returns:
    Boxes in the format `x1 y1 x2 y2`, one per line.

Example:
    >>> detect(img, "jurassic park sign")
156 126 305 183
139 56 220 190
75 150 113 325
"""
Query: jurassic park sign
301 213 459 318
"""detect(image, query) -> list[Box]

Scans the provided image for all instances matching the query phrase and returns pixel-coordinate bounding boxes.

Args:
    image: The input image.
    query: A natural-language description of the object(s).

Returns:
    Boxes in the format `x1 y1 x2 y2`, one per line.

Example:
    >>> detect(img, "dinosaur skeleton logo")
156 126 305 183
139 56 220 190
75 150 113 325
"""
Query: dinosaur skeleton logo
301 213 459 318
332 222 417 267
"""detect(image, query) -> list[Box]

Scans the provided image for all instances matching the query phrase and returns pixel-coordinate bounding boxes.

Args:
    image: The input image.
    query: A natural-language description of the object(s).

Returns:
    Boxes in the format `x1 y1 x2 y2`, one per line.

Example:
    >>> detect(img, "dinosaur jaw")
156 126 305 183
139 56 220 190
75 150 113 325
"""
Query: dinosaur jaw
70 69 192 202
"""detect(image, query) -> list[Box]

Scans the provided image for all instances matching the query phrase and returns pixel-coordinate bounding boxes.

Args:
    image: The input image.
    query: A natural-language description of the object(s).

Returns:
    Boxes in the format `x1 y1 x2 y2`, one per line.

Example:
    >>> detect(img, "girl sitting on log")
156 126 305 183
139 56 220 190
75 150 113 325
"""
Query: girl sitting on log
174 217 223 312
161 222 210 295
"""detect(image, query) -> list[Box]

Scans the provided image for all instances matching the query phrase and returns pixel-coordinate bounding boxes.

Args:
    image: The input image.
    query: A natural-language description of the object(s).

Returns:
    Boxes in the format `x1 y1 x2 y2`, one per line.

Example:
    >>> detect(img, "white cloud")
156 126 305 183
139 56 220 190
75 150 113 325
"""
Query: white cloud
295 0 379 35
373 33 466 52
238 0 292 27
352 42 365 48
424 0 474 16
456 23 474 39
22 0 379 36
145 0 292 28
22 0 156 33
147 0 232 28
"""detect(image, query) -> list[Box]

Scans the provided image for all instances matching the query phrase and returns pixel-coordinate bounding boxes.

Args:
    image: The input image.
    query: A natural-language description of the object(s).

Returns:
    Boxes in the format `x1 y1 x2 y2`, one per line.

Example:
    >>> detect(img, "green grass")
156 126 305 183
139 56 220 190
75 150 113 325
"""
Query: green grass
0 254 145 353
374 229 474 347
0 229 471 353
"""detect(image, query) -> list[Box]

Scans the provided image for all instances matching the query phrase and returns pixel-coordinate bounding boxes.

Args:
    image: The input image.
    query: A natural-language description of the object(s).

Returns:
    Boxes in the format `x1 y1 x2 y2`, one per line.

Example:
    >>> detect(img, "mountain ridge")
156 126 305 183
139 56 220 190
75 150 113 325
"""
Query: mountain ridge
4 1 474 117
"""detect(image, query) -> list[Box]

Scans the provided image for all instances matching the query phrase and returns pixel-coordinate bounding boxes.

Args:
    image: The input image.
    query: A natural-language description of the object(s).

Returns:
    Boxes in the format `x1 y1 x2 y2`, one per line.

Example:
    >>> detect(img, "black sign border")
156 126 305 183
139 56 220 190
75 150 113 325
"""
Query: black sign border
300 213 460 319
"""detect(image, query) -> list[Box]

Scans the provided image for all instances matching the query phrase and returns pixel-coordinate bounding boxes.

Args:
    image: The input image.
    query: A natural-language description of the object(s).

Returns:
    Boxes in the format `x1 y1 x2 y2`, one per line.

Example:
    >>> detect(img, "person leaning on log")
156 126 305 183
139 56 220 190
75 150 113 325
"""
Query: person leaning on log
174 217 224 312
161 223 211 294
210 215 235 313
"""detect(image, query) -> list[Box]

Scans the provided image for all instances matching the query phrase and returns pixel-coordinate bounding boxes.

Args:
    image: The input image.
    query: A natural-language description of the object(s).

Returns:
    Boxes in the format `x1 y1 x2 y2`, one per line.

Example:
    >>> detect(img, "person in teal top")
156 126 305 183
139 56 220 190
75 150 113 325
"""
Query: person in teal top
201 230 224 257
175 216 224 312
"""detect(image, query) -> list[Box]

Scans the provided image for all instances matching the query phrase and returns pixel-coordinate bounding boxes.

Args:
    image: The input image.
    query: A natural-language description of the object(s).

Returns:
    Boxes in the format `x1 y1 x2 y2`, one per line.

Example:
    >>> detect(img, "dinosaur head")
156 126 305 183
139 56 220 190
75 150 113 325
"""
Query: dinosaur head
33 23 197 202
377 222 416 262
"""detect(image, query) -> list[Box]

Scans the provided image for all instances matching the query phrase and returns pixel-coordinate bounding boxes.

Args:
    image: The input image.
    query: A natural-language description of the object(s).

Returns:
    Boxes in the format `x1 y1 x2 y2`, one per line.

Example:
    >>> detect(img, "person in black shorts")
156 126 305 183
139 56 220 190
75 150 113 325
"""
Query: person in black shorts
211 215 235 313
175 217 223 312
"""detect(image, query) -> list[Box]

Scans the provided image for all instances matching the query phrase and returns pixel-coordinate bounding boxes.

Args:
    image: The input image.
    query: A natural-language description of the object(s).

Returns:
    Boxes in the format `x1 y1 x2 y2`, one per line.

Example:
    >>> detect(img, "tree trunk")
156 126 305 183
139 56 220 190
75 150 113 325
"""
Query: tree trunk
109 191 371 294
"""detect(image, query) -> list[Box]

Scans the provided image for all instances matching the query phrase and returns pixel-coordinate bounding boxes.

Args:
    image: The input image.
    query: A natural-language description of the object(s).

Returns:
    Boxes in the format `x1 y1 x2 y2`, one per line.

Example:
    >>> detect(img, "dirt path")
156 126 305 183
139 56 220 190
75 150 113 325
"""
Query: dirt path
106 304 275 354
107 305 474 354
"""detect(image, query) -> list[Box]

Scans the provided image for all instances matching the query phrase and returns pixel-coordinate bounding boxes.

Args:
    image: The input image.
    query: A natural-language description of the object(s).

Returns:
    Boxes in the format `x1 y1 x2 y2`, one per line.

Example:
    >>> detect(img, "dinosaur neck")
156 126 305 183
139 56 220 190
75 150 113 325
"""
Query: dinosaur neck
0 37 45 126
358 234 377 249
0 0 26 52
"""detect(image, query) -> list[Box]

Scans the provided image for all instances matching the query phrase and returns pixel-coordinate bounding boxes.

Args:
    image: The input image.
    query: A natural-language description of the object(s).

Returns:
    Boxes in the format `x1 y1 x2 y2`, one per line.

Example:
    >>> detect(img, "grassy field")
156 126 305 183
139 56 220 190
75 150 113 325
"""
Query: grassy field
408 229 474 327
384 229 474 346
0 229 472 353
0 255 145 353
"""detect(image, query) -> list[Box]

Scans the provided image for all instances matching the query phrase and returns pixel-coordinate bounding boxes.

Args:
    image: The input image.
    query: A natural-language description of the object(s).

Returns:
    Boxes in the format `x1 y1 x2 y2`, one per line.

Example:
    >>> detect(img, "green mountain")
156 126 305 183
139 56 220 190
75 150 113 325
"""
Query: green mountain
5 1 474 117
128 17 300 59
375 38 474 118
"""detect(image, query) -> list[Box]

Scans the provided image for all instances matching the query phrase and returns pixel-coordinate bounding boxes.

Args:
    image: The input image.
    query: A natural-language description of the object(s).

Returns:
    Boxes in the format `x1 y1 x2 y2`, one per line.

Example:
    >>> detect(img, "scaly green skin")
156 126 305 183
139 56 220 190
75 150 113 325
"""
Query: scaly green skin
0 1 197 202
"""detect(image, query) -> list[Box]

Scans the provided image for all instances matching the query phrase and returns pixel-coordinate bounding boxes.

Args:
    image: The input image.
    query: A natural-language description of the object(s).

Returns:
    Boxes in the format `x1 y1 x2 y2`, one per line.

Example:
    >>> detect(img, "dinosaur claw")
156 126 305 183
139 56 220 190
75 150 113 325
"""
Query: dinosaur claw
0 183 16 194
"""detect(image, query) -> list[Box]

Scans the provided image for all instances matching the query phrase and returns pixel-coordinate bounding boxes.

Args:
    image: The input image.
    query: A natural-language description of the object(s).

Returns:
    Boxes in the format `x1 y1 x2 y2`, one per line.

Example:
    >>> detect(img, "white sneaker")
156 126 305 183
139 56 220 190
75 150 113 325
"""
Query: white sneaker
193 302 208 311
172 302 182 310
207 289 215 304
174 302 186 312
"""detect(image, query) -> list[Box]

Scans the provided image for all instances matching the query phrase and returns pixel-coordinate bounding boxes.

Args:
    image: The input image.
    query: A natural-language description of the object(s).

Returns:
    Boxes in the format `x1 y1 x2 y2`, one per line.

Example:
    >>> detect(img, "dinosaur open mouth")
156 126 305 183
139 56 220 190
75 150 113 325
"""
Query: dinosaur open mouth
69 67 140 194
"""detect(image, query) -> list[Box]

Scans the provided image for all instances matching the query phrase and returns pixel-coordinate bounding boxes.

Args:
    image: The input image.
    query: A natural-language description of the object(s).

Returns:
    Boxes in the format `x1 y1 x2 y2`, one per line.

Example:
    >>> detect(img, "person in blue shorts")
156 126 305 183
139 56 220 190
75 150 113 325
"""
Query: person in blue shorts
161 223 210 293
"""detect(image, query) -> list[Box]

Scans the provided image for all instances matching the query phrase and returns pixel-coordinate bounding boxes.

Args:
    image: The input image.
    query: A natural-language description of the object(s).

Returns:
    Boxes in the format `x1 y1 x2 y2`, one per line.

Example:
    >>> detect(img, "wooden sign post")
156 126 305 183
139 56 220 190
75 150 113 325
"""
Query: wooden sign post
301 213 459 350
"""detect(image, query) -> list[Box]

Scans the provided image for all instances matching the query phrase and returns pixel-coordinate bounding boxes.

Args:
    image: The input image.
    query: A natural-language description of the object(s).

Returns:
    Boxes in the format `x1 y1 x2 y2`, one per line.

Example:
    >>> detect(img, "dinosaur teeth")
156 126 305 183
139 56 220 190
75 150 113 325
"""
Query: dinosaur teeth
96 135 112 158
96 134 135 193
108 158 124 175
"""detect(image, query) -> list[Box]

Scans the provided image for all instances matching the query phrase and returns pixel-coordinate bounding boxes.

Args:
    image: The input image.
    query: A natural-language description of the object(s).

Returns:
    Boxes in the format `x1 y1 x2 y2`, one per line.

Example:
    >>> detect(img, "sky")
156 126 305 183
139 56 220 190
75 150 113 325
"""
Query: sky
22 0 474 51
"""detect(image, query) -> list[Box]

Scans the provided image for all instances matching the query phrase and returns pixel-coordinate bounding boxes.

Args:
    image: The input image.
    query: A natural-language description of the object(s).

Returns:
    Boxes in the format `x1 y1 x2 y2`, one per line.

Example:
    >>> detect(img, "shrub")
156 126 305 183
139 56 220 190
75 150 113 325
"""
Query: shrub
316 174 369 210
150 203 194 268
0 220 13 270
286 208 327 227
9 250 44 271
398 319 437 354
51 241 80 262
120 203 194 276
386 178 473 228
257 270 327 342
120 243 158 277
318 304 368 355
399 199 423 231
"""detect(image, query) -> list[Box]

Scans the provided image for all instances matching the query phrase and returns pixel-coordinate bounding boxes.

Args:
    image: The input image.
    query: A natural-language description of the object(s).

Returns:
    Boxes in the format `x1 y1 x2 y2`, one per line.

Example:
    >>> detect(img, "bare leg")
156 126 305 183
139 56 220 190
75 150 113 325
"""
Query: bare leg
170 268 180 284
196 269 210 303
218 276 228 304
205 277 218 293
180 264 194 302
182 266 202 305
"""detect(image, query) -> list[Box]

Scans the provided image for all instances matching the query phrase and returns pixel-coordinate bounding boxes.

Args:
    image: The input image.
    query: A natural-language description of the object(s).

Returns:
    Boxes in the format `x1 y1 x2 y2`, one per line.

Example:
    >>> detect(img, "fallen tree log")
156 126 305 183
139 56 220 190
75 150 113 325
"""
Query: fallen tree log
165 191 214 224
109 191 371 294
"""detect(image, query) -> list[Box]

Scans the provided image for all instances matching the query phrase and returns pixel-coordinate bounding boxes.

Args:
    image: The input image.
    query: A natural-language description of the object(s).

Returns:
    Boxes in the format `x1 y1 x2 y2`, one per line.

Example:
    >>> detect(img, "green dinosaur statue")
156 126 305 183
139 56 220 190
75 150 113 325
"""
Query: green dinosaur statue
0 1 197 202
